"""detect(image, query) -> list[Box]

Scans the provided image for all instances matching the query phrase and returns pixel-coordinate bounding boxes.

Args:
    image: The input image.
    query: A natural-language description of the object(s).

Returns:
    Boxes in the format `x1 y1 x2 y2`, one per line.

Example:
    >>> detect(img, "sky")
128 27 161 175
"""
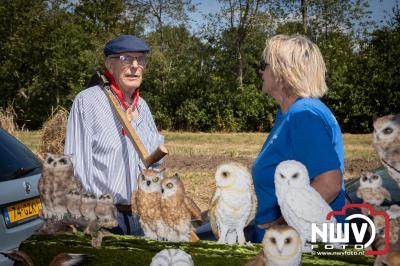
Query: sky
188 0 399 29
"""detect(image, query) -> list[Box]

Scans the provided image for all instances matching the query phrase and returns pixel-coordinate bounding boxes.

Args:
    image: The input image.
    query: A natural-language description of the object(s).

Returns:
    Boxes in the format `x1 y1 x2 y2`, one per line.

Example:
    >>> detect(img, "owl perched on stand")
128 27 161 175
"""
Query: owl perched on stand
95 194 118 229
160 174 201 242
274 160 336 250
245 225 302 266
356 172 391 208
373 114 400 187
131 168 165 240
38 153 82 221
209 162 257 245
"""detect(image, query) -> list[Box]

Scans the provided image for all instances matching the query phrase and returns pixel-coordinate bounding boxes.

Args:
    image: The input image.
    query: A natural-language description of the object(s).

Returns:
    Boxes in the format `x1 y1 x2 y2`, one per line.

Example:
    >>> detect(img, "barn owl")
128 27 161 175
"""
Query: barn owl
66 189 82 220
209 162 257 245
95 194 118 229
38 153 82 220
131 168 165 240
356 172 391 206
160 174 201 242
150 249 194 266
245 225 302 266
373 114 400 187
274 160 336 249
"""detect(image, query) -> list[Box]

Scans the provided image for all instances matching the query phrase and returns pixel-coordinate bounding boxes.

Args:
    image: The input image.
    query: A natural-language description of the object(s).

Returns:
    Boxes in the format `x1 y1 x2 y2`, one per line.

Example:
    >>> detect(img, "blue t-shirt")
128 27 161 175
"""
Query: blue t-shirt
252 98 345 242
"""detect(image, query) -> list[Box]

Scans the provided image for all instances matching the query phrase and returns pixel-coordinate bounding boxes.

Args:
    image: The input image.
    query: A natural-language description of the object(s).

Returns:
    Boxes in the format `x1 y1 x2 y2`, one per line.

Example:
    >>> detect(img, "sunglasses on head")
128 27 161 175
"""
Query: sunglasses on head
258 60 269 78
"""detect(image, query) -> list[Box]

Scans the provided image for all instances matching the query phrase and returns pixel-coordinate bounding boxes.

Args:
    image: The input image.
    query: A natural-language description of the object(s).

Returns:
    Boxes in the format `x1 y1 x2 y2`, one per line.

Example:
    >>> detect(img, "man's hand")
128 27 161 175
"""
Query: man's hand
257 216 286 230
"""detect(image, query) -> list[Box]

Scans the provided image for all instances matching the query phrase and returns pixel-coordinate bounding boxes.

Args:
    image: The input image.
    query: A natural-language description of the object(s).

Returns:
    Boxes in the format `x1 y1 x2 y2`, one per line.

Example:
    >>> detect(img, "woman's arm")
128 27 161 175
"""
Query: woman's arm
310 169 342 204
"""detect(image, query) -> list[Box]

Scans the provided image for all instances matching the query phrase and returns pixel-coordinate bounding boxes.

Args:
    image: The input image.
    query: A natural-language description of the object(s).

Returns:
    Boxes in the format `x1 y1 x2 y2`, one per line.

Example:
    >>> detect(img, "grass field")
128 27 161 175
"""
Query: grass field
16 130 380 211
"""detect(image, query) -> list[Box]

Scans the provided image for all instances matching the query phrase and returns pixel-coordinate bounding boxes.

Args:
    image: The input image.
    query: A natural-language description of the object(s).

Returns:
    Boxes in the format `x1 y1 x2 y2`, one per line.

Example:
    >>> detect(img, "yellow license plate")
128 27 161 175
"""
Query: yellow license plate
4 198 42 225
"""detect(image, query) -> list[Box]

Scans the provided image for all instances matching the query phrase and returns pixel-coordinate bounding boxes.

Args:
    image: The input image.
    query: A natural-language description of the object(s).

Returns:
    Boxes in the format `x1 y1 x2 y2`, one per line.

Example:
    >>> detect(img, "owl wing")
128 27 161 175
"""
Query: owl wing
131 191 138 215
379 187 392 201
285 187 333 224
184 196 201 221
246 185 258 226
208 188 221 239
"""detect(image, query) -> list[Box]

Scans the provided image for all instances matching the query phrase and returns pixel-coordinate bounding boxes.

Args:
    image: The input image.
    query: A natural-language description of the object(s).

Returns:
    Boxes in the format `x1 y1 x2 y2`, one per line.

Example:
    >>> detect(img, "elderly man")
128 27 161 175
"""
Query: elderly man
65 35 164 235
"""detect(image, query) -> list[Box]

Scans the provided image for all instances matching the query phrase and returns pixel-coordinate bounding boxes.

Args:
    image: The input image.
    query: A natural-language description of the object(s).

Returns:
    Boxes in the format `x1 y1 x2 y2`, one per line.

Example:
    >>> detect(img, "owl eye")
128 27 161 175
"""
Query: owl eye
285 237 292 244
59 158 67 164
141 174 146 181
383 127 393 134
362 176 368 182
280 173 285 179
270 237 276 244
106 195 111 199
46 157 54 164
152 177 159 183
372 175 379 180
90 195 95 199
292 173 299 179
222 171 229 178
166 183 173 189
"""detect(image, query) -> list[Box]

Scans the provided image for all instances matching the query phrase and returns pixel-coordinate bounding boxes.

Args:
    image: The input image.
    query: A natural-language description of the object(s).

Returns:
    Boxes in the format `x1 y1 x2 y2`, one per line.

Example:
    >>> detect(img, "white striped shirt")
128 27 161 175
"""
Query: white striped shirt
64 85 164 204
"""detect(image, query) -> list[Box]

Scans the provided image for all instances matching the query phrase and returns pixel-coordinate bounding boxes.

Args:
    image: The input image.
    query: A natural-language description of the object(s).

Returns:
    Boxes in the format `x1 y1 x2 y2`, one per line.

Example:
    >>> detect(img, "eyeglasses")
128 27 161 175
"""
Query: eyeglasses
109 55 147 67
258 60 269 78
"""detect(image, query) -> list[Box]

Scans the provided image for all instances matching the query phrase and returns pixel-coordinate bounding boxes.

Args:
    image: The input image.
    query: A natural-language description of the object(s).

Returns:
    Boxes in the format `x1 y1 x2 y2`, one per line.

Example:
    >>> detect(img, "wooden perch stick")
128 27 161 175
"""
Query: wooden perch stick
103 87 168 167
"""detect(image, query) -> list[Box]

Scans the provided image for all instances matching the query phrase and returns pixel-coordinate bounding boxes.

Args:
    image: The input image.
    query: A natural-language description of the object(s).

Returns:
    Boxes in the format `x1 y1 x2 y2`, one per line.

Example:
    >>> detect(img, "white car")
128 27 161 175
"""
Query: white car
0 129 43 265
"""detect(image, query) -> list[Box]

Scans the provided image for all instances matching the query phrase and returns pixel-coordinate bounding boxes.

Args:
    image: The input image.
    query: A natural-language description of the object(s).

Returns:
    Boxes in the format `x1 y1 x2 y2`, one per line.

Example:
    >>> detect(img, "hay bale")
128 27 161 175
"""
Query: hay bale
0 105 18 136
38 107 69 158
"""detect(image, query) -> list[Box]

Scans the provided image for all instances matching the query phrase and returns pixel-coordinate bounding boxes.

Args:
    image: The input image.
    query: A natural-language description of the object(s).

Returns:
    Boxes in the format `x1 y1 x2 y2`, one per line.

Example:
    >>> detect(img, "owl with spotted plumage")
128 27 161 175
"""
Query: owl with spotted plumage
95 194 118 229
245 225 302 266
66 189 82 219
160 174 202 242
356 172 391 207
131 167 165 240
38 153 82 220
275 160 336 249
373 114 400 187
209 162 257 245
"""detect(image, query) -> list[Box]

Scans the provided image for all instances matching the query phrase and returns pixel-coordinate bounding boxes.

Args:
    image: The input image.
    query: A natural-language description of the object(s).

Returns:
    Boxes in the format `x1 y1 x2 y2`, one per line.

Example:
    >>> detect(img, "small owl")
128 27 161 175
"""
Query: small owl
356 172 391 207
373 215 400 246
66 189 82 219
131 167 165 240
160 174 201 242
245 225 302 266
38 153 82 221
373 114 400 187
209 162 257 245
95 194 118 229
150 249 194 266
80 192 97 222
274 160 336 248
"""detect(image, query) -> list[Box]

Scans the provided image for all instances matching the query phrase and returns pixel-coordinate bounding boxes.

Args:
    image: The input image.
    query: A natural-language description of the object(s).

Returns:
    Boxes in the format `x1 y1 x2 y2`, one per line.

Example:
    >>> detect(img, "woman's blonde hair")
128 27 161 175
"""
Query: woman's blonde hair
262 34 327 98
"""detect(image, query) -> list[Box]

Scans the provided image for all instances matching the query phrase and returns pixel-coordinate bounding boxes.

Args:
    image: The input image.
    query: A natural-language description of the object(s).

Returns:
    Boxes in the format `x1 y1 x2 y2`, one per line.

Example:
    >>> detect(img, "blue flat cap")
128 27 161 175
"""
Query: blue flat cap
104 35 150 56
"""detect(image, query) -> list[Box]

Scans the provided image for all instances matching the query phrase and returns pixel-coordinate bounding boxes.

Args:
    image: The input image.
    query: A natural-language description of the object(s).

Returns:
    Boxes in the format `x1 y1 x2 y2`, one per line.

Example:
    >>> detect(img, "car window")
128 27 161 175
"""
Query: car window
0 129 42 182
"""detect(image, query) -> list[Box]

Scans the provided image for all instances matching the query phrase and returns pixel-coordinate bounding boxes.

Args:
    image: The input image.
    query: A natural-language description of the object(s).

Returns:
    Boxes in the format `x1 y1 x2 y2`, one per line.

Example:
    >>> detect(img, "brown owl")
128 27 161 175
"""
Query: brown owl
374 215 400 247
38 153 82 221
160 174 201 242
66 189 82 219
356 172 391 208
131 168 165 240
373 114 400 187
95 193 118 229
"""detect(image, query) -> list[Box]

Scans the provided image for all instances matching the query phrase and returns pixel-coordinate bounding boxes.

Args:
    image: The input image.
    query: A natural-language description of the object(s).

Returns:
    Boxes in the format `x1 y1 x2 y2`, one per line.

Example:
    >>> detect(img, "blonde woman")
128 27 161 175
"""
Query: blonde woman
252 35 345 242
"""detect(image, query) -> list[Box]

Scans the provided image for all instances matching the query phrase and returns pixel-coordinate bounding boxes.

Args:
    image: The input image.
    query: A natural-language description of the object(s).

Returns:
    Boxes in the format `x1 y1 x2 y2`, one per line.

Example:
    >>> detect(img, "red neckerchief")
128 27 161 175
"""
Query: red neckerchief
103 69 140 136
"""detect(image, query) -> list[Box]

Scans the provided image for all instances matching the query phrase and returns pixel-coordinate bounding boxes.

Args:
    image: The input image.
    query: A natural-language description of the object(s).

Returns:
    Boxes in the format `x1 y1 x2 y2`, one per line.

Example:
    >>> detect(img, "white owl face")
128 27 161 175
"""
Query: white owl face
138 171 163 193
98 194 114 204
81 192 97 204
373 115 400 145
66 189 81 201
359 172 382 188
215 162 251 189
263 225 301 260
44 153 73 169
274 160 309 189
161 174 179 198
